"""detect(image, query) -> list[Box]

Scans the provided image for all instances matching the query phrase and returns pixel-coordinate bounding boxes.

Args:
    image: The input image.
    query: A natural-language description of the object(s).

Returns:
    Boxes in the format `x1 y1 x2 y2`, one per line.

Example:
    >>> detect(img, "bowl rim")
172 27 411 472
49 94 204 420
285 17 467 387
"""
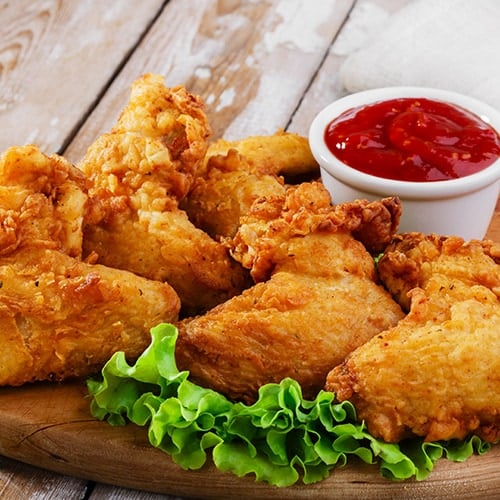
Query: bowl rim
309 86 500 200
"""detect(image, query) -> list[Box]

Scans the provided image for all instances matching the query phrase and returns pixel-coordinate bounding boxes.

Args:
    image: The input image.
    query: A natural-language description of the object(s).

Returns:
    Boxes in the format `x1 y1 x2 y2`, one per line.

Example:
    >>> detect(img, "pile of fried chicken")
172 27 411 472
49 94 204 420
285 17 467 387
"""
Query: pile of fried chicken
1 74 498 446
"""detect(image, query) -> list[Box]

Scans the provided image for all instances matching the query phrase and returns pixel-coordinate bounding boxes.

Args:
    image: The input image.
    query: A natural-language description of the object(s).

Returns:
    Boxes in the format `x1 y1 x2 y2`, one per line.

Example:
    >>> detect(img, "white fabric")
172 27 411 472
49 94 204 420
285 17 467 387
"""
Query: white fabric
339 0 500 110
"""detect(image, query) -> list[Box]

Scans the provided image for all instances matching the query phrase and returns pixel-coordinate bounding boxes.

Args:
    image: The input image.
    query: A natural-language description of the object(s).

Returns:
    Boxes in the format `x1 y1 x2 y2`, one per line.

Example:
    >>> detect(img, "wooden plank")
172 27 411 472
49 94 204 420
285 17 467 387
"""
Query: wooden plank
89 483 180 500
289 0 413 135
488 199 500 242
0 0 165 155
0 455 88 500
64 0 355 163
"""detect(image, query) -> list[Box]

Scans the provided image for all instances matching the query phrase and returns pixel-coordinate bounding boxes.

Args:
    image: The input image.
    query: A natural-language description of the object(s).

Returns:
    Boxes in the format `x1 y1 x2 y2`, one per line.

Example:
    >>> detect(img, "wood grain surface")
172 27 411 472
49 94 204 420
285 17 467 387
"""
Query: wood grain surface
489 199 500 242
63 0 355 163
0 381 498 500
0 0 165 155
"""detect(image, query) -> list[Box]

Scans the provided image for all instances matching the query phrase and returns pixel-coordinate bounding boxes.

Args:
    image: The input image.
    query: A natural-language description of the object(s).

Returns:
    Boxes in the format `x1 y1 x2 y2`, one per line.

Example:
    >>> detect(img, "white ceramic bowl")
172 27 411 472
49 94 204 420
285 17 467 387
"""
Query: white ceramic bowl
309 87 500 240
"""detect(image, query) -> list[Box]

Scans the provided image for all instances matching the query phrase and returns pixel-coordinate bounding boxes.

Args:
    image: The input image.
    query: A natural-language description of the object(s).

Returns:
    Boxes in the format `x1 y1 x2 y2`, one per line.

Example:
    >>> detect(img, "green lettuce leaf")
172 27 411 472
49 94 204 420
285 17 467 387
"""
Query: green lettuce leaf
87 323 490 487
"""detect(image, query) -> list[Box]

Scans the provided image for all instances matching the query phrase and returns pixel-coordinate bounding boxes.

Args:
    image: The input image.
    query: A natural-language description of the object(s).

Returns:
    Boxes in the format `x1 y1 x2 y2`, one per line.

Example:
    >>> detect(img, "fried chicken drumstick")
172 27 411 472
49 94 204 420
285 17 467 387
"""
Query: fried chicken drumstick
79 74 250 316
0 146 180 386
175 182 404 403
326 233 500 443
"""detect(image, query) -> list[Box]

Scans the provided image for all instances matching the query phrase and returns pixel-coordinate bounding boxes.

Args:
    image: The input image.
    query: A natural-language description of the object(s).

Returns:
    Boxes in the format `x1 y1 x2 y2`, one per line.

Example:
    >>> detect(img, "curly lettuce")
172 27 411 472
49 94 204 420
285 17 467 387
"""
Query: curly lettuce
87 323 490 487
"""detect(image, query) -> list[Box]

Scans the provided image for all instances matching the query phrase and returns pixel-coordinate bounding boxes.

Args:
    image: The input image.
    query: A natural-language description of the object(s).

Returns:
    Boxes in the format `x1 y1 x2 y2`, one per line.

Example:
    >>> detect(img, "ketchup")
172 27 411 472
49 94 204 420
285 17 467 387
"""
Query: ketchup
324 97 500 182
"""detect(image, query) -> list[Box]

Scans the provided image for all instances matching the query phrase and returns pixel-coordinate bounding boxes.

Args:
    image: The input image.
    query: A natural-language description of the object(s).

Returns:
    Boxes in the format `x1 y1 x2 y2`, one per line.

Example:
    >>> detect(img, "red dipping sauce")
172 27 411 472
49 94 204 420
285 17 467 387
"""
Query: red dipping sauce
324 97 500 182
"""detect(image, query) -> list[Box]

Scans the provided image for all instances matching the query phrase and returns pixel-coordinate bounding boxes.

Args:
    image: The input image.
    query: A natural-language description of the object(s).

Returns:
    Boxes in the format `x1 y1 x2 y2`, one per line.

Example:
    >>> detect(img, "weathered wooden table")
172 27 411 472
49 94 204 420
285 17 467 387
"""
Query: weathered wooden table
0 1 498 498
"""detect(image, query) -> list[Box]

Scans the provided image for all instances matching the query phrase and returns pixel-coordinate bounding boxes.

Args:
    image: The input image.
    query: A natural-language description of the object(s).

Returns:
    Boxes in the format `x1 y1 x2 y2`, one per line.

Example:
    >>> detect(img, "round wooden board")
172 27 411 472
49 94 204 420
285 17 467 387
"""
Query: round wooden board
0 381 498 499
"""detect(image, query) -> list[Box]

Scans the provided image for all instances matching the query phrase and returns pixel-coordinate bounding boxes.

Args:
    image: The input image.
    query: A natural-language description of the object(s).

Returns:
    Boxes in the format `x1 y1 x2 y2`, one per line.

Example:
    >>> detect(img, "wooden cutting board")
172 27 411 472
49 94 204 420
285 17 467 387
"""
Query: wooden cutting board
0 381 498 499
0 213 499 499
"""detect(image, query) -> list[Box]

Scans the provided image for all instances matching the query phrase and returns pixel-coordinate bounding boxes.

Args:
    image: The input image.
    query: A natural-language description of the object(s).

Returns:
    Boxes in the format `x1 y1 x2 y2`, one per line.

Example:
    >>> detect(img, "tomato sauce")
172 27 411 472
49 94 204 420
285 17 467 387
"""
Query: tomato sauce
324 97 500 182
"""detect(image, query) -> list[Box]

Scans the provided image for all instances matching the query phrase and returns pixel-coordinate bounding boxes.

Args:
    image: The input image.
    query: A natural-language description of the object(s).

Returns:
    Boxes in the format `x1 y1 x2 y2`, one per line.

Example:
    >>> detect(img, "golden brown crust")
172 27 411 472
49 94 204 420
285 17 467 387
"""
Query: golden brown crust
378 233 500 310
0 145 180 386
176 182 403 402
80 74 211 210
199 129 319 179
181 148 285 239
230 182 401 282
0 145 88 257
182 130 319 241
326 233 500 443
177 269 403 403
0 247 180 385
79 74 250 316
113 75 211 183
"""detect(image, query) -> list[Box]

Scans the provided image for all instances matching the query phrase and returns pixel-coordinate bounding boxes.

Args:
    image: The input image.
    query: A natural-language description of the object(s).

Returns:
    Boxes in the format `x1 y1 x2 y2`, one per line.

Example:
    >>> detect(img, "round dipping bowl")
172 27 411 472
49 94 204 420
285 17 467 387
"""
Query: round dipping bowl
309 87 500 240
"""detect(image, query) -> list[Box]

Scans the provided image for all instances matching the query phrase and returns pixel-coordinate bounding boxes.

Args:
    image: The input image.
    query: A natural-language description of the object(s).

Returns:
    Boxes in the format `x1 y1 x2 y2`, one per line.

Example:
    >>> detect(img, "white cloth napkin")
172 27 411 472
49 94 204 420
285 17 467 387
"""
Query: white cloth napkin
339 0 500 110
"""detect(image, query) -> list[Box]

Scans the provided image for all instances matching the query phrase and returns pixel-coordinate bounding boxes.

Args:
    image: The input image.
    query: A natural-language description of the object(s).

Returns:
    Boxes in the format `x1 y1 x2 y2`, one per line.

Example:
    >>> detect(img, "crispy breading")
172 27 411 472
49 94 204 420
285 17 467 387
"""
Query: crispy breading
113 73 211 190
182 130 318 240
378 233 500 311
181 148 285 239
79 74 251 316
175 182 404 402
0 145 88 257
199 129 319 179
0 146 180 385
326 233 500 443
230 182 402 282
81 73 210 205
83 207 250 313
0 247 180 385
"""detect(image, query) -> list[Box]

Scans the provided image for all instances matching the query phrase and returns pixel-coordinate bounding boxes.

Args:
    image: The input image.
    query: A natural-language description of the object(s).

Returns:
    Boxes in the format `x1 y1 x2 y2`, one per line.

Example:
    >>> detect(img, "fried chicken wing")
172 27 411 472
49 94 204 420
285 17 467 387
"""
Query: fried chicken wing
0 145 180 386
231 183 402 281
199 130 319 179
112 73 210 193
181 148 285 239
378 232 500 311
79 74 250 316
326 233 500 443
0 145 88 257
182 131 318 240
0 247 180 386
175 182 404 402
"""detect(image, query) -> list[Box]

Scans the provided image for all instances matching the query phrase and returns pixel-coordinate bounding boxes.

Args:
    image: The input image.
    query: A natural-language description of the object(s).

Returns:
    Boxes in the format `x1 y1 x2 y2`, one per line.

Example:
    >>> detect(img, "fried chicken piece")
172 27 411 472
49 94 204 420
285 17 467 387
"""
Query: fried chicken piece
111 73 210 197
378 233 500 311
0 247 180 386
84 208 249 314
182 131 318 240
326 233 500 443
80 73 208 207
79 74 250 316
0 145 87 257
175 182 404 402
231 183 402 281
181 149 285 239
0 145 180 386
199 130 319 179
